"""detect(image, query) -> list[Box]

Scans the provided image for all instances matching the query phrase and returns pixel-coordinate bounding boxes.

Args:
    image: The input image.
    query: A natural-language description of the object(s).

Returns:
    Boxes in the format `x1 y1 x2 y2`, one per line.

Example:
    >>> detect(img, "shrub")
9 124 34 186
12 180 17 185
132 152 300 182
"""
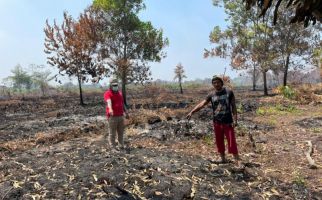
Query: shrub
278 85 297 99
203 134 213 146
237 103 244 114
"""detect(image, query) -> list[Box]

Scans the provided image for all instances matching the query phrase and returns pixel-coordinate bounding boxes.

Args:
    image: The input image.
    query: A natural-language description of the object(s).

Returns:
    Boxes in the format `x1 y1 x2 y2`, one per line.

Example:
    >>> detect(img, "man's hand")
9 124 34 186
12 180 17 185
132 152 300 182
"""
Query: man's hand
185 100 208 121
109 110 114 116
186 112 193 120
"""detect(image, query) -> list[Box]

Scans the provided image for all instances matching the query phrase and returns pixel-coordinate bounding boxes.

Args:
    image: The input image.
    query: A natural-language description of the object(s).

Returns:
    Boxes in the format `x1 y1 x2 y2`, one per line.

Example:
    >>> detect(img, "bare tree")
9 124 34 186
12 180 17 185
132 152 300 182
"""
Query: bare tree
44 8 105 105
29 64 55 96
174 63 187 94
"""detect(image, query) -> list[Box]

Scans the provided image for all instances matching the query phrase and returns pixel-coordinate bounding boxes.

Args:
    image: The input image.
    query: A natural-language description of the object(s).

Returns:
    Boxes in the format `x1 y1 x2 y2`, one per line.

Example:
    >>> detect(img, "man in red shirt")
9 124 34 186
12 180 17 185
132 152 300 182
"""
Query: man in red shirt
104 77 129 151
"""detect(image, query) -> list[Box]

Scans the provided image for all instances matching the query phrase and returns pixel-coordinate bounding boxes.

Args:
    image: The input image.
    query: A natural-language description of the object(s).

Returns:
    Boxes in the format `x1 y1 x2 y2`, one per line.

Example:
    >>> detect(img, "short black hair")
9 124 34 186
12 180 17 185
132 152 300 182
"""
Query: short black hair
212 76 224 85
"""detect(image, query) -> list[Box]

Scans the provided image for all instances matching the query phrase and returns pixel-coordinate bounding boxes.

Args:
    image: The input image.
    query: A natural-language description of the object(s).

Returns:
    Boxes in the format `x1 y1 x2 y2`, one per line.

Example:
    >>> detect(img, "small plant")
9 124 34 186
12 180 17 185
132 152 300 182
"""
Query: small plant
278 85 297 99
256 104 299 115
236 124 248 136
256 107 266 115
203 134 213 146
309 127 322 134
237 103 244 114
275 104 297 112
293 171 306 186
267 119 277 127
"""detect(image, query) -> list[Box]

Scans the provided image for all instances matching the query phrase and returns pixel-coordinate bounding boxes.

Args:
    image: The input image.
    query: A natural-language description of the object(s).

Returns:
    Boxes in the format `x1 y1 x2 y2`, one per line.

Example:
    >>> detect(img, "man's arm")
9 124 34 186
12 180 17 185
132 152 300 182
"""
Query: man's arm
186 99 210 120
106 99 113 116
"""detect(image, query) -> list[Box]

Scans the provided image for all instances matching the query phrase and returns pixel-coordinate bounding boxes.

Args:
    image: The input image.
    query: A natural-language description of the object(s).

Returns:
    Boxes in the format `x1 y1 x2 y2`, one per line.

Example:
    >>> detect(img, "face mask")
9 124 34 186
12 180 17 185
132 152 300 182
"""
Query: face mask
112 86 118 92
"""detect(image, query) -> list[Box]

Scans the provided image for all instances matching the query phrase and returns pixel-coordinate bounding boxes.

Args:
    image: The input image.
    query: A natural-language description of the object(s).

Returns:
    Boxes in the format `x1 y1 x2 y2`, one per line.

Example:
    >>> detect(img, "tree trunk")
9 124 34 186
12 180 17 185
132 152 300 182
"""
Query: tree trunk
320 66 322 79
274 71 280 87
252 65 256 91
121 72 127 108
122 42 128 108
283 53 290 86
179 79 183 94
77 74 84 106
41 84 45 96
263 71 268 96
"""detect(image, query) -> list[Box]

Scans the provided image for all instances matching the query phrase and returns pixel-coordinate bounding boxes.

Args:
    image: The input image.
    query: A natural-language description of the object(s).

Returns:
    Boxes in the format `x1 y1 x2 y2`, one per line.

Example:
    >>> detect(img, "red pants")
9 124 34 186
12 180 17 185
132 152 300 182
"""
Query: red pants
213 122 238 154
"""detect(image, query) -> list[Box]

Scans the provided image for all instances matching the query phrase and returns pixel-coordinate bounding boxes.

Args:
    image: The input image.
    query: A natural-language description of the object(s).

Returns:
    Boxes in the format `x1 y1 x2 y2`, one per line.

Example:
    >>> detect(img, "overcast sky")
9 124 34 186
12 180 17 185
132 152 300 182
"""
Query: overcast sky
0 0 237 85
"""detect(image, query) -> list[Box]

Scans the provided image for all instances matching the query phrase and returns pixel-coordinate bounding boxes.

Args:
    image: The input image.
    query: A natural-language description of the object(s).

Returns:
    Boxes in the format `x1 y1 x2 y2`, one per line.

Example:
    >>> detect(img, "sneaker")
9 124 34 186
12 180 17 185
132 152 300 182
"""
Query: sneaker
111 149 119 153
208 158 227 164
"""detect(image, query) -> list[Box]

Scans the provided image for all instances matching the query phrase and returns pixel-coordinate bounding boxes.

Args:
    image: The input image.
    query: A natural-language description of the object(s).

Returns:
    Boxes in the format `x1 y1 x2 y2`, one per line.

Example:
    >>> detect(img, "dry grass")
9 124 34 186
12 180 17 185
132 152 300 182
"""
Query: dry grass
0 99 23 106
0 139 35 152
35 130 80 145
273 83 322 104
41 99 56 106
0 127 101 152
128 107 189 125
295 83 322 103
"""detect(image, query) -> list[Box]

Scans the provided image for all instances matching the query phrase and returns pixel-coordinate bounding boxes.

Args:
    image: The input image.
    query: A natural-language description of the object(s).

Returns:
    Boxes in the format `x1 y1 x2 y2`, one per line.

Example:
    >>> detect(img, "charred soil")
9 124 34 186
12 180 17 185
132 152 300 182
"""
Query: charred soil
0 88 321 199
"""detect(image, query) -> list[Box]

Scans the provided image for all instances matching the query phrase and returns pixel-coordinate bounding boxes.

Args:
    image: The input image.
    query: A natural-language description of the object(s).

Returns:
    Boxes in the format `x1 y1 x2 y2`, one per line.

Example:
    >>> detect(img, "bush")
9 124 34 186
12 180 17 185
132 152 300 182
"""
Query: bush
278 85 297 99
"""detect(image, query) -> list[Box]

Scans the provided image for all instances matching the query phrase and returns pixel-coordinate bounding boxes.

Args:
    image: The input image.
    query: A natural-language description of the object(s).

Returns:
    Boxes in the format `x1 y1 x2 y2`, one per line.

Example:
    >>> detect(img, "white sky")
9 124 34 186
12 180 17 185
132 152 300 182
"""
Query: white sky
0 0 238 85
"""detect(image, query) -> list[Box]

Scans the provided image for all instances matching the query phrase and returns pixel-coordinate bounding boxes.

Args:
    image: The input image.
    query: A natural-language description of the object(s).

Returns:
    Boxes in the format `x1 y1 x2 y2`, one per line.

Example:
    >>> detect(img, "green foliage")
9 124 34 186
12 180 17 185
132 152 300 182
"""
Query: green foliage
203 134 213 146
153 82 205 91
209 0 319 94
267 119 277 127
313 47 322 67
93 0 145 13
293 171 306 186
93 0 168 70
93 0 168 105
255 107 266 115
209 26 222 43
256 104 299 115
275 104 297 112
237 103 244 114
30 64 54 96
184 82 204 90
207 0 275 96
309 127 322 134
278 85 297 99
6 64 32 92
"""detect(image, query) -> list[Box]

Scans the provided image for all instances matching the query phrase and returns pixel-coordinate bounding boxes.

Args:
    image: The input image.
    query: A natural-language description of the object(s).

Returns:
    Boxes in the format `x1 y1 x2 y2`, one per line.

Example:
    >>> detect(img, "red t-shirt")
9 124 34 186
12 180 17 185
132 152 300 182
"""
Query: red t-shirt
103 89 124 118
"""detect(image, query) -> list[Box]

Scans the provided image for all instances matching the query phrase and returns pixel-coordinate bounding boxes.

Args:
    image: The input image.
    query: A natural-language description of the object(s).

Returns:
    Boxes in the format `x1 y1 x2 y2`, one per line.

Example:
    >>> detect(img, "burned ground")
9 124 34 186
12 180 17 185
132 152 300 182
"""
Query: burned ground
0 88 321 199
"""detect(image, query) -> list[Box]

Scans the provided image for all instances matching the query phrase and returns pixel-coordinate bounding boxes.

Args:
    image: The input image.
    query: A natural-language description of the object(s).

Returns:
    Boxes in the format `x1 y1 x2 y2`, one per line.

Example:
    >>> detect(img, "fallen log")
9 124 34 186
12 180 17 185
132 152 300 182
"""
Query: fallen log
305 141 318 169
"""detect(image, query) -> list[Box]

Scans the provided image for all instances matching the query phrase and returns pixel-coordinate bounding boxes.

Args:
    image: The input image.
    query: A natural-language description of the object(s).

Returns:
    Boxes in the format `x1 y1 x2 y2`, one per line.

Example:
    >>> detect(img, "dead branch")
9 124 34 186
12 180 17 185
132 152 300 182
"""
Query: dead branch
305 140 318 169
1 187 13 200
